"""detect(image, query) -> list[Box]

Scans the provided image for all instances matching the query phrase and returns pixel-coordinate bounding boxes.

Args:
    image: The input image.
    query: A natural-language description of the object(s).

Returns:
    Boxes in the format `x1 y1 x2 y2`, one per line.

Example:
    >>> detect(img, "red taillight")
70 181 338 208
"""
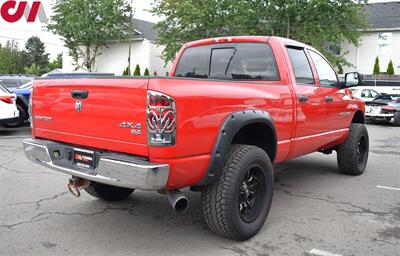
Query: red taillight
147 91 176 146
382 105 395 111
0 95 14 104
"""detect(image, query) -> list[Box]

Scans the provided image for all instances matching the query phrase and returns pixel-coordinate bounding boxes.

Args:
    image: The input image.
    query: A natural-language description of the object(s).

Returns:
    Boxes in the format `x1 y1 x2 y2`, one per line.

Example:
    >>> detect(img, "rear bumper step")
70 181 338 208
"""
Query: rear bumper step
23 138 169 191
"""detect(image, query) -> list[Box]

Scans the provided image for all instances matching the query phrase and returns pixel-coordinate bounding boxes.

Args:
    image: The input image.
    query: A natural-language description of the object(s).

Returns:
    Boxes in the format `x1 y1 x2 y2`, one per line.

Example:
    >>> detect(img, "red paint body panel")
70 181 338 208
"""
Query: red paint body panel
31 36 365 189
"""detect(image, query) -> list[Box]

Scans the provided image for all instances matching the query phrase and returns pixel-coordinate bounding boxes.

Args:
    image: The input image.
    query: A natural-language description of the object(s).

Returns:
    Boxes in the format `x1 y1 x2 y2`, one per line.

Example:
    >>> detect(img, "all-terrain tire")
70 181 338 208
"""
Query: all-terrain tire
393 112 400 127
337 123 369 175
84 182 134 201
201 145 274 241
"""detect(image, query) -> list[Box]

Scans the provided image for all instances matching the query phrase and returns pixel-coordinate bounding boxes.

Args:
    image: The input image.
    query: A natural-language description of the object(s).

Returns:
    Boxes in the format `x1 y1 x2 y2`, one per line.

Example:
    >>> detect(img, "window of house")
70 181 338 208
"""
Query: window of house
287 47 314 85
309 50 338 87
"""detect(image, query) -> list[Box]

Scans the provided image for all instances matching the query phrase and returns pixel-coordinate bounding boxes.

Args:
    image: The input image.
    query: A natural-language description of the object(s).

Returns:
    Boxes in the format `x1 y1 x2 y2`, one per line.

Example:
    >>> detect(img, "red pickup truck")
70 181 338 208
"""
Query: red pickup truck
24 36 369 240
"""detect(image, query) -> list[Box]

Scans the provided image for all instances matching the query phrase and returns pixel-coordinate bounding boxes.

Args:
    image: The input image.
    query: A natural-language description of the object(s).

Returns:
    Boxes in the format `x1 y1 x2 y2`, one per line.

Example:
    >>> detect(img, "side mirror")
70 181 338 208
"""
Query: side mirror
342 72 363 88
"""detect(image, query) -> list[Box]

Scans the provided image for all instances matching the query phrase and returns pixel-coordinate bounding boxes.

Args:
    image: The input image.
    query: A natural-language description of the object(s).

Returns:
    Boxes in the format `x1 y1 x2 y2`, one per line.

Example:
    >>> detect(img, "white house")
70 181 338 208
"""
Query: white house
342 2 400 75
62 19 173 76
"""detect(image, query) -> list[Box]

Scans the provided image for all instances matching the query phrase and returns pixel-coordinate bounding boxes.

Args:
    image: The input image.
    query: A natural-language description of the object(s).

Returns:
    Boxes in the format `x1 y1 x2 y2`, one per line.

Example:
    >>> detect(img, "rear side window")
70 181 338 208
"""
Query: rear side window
174 43 279 80
287 48 314 85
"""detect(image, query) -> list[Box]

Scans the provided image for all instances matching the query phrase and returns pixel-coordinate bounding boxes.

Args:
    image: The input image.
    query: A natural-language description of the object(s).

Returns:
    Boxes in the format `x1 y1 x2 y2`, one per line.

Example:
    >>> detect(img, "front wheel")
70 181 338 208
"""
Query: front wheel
84 182 134 201
393 112 400 127
336 123 369 175
201 145 274 241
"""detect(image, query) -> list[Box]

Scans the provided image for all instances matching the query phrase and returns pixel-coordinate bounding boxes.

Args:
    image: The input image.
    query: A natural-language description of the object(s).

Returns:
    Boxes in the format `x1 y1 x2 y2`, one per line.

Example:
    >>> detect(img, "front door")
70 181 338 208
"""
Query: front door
286 47 328 158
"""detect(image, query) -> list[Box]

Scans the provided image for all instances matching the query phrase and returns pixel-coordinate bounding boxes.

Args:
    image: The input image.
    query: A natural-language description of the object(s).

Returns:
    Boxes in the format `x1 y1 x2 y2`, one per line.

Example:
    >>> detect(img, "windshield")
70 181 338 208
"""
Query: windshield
174 43 280 81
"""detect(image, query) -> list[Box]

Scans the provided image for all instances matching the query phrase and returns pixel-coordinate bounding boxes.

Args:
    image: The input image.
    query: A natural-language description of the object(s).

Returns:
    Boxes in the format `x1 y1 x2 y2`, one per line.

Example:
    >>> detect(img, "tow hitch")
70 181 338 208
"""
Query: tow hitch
67 177 91 198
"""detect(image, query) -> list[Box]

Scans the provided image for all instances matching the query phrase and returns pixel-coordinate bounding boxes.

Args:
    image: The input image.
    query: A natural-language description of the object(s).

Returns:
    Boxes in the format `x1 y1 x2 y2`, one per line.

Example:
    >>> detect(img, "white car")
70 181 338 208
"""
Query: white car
0 82 19 127
349 88 381 102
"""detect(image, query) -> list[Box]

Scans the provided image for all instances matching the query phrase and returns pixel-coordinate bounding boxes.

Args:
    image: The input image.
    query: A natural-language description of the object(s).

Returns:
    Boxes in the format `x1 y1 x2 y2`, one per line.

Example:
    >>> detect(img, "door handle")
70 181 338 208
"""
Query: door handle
298 95 308 102
325 96 333 102
71 90 89 99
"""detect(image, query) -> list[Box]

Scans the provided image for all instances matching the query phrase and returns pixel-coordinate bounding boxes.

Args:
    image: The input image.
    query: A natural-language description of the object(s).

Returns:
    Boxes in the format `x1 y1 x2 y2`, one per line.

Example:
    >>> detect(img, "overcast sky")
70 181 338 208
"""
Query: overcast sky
0 0 394 59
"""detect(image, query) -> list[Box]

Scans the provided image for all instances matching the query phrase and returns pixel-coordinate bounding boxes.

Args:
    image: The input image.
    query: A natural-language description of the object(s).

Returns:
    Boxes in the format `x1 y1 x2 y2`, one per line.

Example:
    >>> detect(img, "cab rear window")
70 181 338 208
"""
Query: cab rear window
174 43 280 81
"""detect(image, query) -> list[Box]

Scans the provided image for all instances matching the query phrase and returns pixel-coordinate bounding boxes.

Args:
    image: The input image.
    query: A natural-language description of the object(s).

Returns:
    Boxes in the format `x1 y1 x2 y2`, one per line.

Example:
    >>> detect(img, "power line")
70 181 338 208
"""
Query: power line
0 35 64 47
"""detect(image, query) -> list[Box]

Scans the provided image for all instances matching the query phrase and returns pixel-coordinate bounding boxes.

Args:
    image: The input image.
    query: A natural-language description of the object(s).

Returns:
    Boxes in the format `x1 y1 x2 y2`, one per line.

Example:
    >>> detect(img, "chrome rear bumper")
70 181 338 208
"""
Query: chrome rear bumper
23 138 169 191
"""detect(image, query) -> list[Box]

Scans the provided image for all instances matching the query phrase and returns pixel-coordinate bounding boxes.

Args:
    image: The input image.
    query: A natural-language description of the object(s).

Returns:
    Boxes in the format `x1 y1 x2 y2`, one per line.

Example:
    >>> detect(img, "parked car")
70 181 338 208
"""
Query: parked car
0 82 19 127
365 94 400 126
0 75 35 89
6 82 33 127
23 36 369 241
349 88 381 102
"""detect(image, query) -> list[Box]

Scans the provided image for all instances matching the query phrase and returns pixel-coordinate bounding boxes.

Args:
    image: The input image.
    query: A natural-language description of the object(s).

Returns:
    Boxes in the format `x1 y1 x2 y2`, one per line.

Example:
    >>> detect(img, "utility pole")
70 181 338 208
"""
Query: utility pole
128 0 134 75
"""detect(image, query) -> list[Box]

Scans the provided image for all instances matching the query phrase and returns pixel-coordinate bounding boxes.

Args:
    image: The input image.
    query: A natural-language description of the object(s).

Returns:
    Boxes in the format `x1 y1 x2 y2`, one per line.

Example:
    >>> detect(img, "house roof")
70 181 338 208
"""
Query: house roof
132 18 158 41
365 2 400 30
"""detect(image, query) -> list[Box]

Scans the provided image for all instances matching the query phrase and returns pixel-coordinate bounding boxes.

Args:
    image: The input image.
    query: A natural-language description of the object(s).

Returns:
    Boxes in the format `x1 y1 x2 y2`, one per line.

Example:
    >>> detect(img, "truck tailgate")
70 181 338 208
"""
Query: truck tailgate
32 78 149 156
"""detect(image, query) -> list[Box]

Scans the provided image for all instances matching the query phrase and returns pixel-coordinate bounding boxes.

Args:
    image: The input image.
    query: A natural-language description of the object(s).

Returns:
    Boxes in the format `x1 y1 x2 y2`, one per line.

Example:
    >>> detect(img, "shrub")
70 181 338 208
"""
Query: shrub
144 68 150 76
134 64 141 76
122 66 130 76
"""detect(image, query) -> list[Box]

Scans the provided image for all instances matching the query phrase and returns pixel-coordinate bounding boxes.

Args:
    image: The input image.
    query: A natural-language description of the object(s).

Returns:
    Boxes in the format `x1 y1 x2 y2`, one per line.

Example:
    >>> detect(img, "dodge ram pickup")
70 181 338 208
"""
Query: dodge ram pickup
23 36 369 241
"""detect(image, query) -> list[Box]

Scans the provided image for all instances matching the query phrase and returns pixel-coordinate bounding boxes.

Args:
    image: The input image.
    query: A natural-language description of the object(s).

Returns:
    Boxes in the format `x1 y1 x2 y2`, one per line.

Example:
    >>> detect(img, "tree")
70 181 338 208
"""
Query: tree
153 70 158 76
373 57 380 75
47 0 133 71
47 53 63 71
134 64 141 76
387 60 395 75
0 41 25 74
25 64 41 76
24 36 49 71
144 68 150 76
151 0 368 68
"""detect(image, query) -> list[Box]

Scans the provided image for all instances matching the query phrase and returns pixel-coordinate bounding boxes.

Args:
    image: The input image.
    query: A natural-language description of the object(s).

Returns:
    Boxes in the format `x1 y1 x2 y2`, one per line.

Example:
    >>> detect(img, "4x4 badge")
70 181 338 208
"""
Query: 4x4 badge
75 101 83 112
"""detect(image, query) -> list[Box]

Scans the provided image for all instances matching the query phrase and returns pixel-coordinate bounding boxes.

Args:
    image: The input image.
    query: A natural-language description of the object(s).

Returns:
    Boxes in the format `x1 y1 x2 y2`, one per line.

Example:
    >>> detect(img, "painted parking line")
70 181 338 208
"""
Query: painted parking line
377 185 400 191
309 249 343 256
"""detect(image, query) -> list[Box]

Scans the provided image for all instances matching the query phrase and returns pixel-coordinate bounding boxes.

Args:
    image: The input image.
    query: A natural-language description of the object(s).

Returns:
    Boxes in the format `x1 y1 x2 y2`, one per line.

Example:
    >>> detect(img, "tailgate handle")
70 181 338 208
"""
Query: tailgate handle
71 90 89 99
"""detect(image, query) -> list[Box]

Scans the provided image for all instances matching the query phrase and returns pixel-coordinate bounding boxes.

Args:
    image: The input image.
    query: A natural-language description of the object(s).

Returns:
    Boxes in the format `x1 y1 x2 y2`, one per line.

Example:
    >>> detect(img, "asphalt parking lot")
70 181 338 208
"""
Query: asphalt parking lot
0 123 399 256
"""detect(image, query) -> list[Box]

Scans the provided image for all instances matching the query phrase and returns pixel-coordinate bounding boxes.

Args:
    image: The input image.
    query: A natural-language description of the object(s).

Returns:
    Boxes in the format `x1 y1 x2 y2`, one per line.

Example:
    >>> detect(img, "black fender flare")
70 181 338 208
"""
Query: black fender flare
198 109 277 186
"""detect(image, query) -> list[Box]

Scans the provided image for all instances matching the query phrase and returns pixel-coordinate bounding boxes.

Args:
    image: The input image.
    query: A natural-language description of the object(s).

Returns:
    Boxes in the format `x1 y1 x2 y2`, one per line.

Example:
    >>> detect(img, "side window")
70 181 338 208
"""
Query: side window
370 90 379 98
361 89 372 98
287 47 314 85
309 50 338 87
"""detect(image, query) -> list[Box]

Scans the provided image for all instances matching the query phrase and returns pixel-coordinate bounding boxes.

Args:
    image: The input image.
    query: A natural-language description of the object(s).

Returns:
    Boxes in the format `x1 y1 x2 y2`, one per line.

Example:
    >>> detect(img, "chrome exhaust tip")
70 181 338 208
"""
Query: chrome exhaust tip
167 190 190 213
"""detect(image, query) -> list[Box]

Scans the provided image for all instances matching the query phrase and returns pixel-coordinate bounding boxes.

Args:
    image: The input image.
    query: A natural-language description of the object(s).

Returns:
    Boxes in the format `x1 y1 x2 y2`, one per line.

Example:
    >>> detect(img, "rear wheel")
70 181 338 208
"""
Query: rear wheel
201 145 274 241
4 105 26 128
84 182 134 201
393 112 400 127
337 124 369 175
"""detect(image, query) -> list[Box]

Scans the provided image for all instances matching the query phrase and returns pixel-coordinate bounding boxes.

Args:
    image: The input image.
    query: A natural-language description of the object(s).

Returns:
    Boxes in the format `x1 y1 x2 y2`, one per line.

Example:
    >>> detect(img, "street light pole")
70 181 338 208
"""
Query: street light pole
128 0 134 75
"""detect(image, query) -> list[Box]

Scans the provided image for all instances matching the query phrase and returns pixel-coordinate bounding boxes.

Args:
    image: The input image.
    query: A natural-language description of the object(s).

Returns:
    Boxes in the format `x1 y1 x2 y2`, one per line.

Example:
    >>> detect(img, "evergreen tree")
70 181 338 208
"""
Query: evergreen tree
387 60 395 75
373 57 380 75
144 68 150 76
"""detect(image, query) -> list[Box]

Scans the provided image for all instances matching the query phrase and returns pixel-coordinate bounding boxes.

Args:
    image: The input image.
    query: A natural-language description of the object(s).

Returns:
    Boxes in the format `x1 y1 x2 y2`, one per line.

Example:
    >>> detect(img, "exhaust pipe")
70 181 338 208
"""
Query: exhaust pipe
167 190 190 213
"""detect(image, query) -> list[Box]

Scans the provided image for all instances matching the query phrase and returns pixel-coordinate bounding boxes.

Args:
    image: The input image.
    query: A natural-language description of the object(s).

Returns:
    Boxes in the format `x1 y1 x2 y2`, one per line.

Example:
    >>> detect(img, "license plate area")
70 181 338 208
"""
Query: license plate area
73 148 95 169
366 106 382 114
